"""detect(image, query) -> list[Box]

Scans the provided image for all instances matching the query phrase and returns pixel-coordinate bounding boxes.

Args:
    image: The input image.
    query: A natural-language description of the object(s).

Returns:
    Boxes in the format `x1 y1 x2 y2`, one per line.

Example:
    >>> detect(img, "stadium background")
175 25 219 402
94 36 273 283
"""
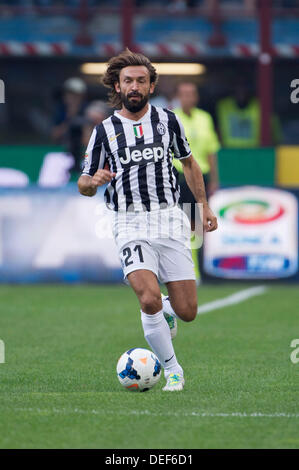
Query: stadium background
0 0 298 451
0 0 298 284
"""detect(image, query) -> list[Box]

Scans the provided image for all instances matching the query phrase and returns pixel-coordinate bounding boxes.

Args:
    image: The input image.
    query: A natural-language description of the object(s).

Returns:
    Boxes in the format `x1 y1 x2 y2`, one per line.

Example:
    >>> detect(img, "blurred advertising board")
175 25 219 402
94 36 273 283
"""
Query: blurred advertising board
0 146 75 186
0 186 123 283
204 186 298 279
1 185 298 283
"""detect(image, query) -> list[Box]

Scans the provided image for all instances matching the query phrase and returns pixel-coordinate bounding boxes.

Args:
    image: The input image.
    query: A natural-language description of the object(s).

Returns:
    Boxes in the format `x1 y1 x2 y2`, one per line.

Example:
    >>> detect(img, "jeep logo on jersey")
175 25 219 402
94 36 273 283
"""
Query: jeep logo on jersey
119 143 165 167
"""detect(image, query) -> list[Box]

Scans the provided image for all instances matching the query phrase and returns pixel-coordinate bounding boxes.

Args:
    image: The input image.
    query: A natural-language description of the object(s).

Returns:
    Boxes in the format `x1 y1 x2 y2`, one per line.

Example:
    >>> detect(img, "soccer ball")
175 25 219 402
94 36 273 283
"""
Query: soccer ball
116 348 161 392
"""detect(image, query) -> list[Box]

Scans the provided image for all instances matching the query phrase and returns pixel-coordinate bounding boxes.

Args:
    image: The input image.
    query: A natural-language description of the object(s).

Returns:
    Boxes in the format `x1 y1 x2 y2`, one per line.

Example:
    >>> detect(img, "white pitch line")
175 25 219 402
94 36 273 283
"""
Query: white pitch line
197 285 268 315
14 407 299 419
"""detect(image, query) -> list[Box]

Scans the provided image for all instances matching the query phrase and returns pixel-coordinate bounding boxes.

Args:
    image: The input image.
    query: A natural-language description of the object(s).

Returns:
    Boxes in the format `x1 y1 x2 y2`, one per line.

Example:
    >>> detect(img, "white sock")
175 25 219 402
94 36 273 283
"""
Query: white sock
141 309 183 379
162 295 179 319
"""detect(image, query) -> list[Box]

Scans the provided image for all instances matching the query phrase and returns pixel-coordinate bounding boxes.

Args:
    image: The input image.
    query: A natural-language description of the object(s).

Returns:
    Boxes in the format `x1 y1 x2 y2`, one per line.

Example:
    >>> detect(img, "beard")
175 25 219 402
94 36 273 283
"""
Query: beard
119 90 150 113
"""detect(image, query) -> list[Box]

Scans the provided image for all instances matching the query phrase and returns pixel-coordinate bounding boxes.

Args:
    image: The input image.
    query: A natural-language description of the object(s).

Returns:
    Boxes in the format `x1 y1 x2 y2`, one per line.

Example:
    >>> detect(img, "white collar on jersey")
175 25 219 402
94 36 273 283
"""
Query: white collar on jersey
114 104 152 123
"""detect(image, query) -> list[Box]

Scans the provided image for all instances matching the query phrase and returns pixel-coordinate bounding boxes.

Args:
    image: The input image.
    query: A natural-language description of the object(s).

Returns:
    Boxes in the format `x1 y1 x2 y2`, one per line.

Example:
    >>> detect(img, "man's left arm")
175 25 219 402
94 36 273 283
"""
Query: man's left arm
181 154 218 232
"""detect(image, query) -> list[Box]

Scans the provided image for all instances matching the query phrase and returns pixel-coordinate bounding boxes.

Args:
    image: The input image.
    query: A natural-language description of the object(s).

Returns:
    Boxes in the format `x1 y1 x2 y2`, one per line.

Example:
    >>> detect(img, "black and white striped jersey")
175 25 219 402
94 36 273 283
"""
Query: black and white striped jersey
82 104 192 212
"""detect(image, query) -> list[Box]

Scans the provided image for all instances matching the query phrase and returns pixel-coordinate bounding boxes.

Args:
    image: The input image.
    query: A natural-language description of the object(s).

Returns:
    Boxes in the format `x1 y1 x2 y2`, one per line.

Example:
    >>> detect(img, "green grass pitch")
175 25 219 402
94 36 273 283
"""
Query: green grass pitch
0 283 298 449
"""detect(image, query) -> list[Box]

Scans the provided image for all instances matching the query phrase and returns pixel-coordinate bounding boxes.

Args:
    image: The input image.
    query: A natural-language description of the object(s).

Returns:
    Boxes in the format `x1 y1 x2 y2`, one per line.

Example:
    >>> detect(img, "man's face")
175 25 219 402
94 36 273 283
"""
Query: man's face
235 85 250 109
115 65 155 112
177 83 198 111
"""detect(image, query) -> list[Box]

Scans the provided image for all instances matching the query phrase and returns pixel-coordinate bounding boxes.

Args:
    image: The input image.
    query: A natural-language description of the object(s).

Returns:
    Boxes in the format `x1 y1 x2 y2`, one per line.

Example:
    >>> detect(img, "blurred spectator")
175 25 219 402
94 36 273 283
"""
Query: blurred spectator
82 100 109 147
173 81 220 284
52 77 87 173
216 80 281 147
174 81 220 194
150 76 178 109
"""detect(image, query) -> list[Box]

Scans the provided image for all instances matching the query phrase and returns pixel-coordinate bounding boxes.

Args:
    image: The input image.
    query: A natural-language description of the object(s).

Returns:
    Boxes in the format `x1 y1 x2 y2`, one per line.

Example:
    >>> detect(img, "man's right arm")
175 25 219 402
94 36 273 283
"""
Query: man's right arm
77 125 115 197
78 170 116 197
78 175 98 197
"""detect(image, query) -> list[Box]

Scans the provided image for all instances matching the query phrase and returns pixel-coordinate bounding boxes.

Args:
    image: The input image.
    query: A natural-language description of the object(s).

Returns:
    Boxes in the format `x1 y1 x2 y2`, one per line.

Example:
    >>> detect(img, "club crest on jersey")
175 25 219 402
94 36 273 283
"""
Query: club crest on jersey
133 123 143 139
157 122 166 135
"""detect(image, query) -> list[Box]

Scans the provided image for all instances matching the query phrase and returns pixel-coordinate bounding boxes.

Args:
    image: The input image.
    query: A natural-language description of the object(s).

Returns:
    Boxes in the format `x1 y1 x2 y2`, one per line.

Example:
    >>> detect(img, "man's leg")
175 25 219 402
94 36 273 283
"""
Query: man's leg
163 279 198 322
127 269 184 382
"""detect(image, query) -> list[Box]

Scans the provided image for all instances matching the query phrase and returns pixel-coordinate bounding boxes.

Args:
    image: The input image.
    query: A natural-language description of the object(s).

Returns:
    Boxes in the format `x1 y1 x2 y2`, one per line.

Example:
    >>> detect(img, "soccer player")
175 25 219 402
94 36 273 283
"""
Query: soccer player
77 49 218 391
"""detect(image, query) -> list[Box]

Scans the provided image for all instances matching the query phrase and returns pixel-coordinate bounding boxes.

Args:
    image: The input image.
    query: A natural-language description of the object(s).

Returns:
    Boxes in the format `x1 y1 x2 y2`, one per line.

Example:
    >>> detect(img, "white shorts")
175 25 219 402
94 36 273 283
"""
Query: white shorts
112 205 196 285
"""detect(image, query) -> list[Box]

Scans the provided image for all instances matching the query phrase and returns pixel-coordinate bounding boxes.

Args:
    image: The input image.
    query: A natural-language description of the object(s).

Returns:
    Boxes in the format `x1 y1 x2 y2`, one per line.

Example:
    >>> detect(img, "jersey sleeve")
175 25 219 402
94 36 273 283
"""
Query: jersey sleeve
82 125 107 177
170 112 192 160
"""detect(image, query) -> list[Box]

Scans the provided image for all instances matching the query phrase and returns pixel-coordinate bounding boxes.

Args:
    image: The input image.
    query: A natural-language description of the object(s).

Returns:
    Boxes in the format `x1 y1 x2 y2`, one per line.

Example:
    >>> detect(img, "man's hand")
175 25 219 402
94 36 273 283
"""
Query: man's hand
181 155 218 232
78 170 116 197
203 203 218 232
92 169 116 187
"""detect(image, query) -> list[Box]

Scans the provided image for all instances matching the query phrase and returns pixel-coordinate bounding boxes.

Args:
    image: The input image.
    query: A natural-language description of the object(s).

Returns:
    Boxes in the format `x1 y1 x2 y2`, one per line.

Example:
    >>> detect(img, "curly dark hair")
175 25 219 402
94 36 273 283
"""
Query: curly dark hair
102 48 158 109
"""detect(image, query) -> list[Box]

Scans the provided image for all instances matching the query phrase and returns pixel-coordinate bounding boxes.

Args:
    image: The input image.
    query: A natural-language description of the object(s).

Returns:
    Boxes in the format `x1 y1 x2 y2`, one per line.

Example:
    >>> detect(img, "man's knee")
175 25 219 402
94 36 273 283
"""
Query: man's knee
175 301 198 322
139 291 162 314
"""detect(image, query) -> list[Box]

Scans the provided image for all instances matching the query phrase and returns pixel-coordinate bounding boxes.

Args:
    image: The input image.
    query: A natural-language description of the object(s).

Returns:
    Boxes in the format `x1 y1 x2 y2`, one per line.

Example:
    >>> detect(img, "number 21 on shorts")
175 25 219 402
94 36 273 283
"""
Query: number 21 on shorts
122 244 144 267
